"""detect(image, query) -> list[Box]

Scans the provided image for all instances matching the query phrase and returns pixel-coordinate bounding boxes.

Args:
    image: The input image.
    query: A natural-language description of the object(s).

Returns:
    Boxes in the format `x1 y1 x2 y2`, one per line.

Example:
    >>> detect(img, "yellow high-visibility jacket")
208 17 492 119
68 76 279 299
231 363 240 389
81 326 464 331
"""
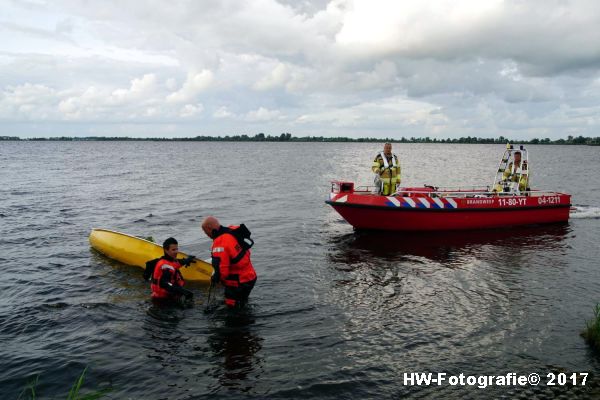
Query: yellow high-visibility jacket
502 161 529 192
372 152 401 195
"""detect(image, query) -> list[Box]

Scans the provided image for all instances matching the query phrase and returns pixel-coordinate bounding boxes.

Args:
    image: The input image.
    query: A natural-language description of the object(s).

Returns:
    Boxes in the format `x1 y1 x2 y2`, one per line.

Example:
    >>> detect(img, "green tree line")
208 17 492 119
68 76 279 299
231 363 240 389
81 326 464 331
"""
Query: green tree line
1 134 599 145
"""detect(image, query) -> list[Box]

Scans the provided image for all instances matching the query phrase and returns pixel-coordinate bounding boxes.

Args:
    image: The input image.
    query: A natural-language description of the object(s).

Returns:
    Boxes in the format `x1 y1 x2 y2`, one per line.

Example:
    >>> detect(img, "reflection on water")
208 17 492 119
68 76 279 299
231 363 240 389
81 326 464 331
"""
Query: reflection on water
142 304 188 372
139 303 264 396
2 142 598 399
207 309 264 394
328 223 572 267
319 222 590 399
146 303 186 323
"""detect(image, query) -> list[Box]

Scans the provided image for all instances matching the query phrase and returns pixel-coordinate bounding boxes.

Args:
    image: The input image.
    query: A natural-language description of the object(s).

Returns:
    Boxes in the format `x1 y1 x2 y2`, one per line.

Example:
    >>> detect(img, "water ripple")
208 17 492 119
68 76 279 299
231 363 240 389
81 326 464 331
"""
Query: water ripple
0 142 598 399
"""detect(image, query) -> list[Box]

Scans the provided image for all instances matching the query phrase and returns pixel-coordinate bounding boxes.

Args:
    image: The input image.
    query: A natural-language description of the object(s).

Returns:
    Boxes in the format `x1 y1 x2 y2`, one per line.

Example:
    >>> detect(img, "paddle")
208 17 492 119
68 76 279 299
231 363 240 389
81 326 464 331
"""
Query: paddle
180 256 216 311
185 256 216 313
204 281 214 313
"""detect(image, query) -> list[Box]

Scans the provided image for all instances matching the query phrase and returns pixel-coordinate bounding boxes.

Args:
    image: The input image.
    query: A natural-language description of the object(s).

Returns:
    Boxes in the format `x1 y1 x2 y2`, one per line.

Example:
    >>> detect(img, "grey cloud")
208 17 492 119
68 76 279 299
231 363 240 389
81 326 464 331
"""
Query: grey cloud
2 0 600 138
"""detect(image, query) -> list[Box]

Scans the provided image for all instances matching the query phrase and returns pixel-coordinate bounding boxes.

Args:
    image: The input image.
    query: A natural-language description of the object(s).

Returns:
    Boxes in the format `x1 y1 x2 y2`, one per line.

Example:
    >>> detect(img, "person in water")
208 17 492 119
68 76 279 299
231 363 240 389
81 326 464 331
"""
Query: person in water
201 216 257 309
372 142 401 195
150 237 194 305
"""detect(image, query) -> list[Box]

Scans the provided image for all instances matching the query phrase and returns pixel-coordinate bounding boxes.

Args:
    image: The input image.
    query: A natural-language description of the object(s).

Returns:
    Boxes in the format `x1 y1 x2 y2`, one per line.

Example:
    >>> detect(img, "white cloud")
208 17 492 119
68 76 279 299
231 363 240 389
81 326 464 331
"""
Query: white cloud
55 73 163 120
166 70 213 103
213 106 233 119
165 78 177 90
0 83 57 120
335 0 504 52
3 82 55 106
245 107 284 122
253 62 289 91
180 103 204 117
3 1 600 138
296 95 443 128
58 86 107 120
109 73 157 104
355 60 398 90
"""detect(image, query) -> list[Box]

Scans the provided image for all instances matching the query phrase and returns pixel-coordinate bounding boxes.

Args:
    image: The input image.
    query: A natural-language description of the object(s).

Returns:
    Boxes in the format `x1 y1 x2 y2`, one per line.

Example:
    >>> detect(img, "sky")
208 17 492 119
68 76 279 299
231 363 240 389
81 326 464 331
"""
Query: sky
1 0 600 139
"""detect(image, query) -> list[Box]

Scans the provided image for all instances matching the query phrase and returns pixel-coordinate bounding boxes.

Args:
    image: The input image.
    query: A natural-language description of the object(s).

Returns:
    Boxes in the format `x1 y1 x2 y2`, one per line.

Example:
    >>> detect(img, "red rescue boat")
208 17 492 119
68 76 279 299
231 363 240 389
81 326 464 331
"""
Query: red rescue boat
326 183 571 231
326 144 571 231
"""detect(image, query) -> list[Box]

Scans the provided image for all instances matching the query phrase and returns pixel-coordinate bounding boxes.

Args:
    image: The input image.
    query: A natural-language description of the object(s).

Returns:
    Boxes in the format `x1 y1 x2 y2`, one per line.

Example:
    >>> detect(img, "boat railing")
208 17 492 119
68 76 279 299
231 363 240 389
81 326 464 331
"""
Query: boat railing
354 185 378 192
403 191 564 198
351 185 564 198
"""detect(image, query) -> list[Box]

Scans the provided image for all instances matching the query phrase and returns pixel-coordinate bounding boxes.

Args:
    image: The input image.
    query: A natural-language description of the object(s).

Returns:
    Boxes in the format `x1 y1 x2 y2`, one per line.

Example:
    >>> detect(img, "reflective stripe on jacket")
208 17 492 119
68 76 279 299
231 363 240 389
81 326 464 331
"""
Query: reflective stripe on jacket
372 152 401 195
502 161 530 191
150 258 184 299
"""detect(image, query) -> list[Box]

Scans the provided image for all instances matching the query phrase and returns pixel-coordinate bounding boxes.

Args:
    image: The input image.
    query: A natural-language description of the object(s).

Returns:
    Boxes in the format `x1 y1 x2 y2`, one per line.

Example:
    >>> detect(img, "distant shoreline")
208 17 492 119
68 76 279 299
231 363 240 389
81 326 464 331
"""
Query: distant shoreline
1 134 598 145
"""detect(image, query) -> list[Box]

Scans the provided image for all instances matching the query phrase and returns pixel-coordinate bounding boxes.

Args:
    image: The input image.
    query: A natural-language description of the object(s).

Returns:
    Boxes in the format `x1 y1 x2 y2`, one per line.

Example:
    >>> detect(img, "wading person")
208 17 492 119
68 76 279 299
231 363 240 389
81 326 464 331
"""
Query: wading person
372 142 401 195
148 237 194 306
201 216 257 309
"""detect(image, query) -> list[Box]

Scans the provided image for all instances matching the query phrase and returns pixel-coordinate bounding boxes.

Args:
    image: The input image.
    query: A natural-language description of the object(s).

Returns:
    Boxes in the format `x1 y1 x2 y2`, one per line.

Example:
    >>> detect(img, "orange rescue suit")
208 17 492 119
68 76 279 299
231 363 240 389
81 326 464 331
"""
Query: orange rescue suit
211 225 257 287
151 258 185 299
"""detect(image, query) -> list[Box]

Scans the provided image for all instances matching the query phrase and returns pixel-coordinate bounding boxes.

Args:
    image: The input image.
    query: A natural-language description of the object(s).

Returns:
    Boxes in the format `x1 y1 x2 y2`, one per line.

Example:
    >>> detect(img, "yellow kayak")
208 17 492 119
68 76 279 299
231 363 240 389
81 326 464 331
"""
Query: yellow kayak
89 228 213 282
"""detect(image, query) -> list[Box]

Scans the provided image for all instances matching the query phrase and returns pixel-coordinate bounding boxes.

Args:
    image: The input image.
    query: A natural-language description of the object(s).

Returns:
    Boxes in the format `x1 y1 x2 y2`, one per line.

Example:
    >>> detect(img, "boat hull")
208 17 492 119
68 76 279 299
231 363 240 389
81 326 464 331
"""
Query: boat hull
326 186 571 231
89 228 213 282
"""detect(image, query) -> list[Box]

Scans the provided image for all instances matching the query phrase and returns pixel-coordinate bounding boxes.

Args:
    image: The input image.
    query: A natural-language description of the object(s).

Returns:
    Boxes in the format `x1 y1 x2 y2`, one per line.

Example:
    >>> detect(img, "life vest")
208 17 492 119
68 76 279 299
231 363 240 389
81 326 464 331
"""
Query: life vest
380 152 398 169
372 152 401 195
150 258 185 299
504 161 520 181
503 161 530 191
212 225 257 287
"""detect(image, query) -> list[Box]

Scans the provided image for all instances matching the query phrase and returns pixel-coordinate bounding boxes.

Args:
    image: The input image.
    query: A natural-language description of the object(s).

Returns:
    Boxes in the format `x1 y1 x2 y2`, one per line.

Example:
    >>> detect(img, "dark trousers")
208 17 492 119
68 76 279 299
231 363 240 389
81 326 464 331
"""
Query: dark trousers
224 278 256 309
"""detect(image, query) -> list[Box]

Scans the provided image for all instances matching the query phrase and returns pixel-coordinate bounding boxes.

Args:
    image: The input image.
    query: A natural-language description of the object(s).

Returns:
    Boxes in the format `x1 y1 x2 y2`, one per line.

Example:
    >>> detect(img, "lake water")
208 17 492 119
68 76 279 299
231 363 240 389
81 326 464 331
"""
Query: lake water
0 141 599 399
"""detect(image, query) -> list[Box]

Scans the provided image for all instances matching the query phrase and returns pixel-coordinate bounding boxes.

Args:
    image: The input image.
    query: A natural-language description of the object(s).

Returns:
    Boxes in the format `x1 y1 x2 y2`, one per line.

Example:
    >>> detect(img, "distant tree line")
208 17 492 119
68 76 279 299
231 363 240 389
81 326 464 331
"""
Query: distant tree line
1 133 599 145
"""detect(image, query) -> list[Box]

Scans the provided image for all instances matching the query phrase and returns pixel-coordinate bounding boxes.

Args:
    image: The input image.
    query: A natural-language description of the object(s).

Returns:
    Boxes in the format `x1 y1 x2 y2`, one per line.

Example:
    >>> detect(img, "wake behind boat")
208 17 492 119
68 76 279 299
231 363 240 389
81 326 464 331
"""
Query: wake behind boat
326 144 572 231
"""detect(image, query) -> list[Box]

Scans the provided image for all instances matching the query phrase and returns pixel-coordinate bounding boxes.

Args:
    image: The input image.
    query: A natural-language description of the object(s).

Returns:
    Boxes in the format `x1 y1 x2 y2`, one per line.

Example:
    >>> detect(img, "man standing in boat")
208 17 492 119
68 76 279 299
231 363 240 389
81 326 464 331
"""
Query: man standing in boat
502 150 529 192
372 142 401 195
201 216 257 309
